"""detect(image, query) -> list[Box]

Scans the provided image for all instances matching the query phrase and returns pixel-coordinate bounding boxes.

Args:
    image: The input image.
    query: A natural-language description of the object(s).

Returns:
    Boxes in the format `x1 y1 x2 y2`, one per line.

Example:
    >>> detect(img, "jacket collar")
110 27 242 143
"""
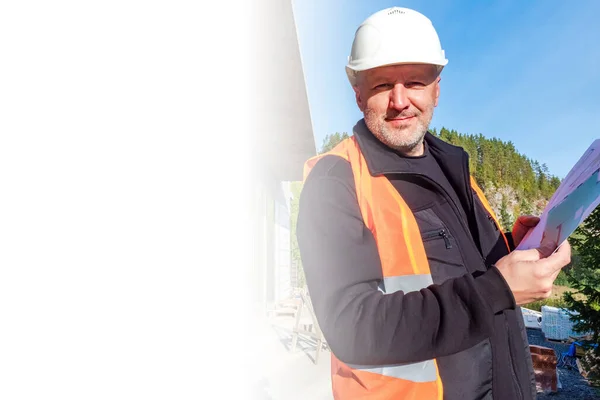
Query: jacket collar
352 118 467 176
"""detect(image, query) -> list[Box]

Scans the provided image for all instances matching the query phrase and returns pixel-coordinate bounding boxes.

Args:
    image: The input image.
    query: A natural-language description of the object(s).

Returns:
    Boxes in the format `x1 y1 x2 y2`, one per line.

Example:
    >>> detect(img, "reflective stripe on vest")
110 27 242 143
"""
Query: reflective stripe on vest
304 136 507 400
358 273 437 385
382 274 433 293
348 360 438 383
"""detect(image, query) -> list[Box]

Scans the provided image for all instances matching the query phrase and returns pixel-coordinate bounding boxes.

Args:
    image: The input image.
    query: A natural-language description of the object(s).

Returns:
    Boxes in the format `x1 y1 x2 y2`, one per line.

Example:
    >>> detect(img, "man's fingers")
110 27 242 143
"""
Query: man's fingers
537 242 557 258
537 241 571 273
512 248 545 262
555 240 572 259
512 215 541 247
516 215 540 227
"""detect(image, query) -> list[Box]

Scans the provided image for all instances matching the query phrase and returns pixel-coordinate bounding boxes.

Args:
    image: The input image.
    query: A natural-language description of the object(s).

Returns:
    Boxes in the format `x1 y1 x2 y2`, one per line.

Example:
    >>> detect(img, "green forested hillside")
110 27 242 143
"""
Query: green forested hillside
430 127 561 201
428 127 561 230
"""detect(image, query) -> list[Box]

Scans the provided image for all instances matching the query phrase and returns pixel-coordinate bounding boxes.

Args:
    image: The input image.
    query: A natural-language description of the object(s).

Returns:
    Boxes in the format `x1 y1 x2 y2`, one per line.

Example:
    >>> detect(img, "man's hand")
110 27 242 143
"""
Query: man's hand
495 241 571 305
512 215 540 247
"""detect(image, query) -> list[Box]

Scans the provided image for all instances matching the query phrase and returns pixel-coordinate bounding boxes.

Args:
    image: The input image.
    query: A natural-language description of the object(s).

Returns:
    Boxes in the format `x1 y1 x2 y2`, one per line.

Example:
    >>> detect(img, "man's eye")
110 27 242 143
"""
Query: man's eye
374 83 392 89
406 81 425 88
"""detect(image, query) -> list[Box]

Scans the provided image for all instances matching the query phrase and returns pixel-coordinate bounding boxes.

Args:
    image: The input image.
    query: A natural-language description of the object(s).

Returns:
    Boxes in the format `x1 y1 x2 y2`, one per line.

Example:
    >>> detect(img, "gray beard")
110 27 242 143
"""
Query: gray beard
363 108 432 154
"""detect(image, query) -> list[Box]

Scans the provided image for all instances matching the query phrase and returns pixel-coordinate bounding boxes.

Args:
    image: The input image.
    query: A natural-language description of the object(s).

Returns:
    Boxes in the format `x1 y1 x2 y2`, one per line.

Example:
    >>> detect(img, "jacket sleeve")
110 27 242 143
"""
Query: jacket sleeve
296 156 516 366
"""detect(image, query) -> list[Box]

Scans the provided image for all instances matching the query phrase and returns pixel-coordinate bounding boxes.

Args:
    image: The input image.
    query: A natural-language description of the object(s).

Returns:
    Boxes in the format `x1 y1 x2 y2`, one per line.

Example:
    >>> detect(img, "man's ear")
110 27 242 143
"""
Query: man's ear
354 86 365 112
434 77 441 107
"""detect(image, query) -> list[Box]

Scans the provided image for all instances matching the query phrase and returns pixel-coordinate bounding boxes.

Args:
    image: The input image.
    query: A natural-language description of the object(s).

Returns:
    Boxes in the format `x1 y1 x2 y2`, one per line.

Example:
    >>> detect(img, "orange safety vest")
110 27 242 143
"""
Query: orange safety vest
303 136 507 400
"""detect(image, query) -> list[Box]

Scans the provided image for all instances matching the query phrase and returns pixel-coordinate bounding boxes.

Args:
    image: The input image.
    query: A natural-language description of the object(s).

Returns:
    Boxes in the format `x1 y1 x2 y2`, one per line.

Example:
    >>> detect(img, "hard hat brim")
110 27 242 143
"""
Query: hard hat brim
346 60 447 86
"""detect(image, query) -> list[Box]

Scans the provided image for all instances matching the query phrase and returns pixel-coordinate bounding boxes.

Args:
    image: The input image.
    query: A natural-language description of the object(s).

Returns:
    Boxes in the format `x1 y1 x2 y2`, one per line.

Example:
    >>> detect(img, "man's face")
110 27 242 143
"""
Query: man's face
354 64 441 156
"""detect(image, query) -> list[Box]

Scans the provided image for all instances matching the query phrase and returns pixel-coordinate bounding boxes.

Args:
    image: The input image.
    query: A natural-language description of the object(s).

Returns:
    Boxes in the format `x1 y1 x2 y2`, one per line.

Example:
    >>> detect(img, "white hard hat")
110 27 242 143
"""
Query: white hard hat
346 7 448 85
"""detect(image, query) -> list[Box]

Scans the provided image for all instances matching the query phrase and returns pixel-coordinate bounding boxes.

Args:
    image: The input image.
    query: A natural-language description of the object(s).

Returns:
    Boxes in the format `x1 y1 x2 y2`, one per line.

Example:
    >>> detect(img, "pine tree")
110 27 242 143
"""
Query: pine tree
564 207 600 385
499 196 513 232
519 197 533 216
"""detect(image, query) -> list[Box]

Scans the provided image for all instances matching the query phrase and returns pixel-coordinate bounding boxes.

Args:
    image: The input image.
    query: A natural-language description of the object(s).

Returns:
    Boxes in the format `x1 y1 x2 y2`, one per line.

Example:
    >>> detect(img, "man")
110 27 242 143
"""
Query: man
297 7 571 400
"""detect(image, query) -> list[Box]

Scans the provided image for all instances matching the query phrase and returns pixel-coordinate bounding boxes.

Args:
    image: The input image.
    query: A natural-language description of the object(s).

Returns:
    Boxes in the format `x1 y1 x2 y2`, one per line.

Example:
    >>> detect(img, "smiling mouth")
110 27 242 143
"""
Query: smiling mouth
387 116 415 121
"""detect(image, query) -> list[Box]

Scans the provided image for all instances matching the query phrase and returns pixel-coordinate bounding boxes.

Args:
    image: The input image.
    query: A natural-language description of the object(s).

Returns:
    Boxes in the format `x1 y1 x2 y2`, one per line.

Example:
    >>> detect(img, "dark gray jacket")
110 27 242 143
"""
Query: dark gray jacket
297 120 536 400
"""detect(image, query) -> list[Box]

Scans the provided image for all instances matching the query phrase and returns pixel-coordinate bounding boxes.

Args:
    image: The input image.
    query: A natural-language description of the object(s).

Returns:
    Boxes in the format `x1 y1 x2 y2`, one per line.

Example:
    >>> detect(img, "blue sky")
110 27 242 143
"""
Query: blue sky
292 0 600 179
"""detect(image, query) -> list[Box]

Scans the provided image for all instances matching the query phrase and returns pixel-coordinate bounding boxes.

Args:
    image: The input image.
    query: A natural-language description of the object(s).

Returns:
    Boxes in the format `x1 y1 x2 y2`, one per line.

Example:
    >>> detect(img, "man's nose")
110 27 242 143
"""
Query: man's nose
389 83 410 111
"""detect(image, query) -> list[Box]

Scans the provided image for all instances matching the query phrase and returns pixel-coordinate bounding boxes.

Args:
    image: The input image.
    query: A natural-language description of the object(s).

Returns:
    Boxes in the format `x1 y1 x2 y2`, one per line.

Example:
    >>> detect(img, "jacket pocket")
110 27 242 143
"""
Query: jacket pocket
413 208 468 285
422 228 452 249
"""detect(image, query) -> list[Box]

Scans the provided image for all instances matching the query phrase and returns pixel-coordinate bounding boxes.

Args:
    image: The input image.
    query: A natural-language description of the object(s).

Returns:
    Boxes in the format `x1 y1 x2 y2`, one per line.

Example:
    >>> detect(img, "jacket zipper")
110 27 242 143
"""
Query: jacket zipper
462 155 476 224
430 170 523 399
390 162 525 397
506 320 524 400
422 229 452 249
395 172 480 264
424 168 525 399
